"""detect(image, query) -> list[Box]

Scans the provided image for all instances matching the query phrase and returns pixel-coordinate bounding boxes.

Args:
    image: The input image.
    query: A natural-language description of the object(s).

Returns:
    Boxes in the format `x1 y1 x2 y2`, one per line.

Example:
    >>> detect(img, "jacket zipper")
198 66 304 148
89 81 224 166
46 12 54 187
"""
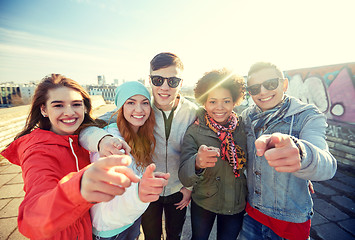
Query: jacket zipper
162 138 168 196
69 137 80 172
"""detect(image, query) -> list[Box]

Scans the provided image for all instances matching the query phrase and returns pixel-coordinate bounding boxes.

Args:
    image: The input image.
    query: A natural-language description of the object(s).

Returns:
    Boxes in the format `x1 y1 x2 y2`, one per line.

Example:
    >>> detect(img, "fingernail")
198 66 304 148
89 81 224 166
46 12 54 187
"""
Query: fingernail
121 158 128 165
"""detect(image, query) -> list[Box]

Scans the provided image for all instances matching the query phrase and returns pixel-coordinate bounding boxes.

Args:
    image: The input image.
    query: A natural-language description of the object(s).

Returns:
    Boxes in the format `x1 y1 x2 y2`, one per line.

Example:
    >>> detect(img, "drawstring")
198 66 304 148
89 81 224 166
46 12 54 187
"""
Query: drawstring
69 137 80 172
289 115 294 135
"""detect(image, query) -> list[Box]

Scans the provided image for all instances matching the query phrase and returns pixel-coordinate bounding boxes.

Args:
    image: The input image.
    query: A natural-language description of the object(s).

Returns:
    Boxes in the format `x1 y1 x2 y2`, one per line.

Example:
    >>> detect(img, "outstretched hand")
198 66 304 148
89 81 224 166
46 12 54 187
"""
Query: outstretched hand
139 163 170 203
255 132 301 172
195 145 220 170
98 136 131 157
81 155 140 203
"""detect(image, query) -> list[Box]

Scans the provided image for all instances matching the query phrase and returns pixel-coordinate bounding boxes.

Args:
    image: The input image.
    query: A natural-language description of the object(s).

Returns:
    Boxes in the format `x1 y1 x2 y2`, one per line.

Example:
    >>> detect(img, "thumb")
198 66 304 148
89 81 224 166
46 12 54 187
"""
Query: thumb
142 163 156 179
120 140 131 154
199 144 208 152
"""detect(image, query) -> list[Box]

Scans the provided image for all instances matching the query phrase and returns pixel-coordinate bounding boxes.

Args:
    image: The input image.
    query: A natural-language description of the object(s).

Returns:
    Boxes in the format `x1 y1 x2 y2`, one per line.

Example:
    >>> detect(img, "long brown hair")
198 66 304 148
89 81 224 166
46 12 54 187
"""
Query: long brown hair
114 106 156 171
15 74 102 140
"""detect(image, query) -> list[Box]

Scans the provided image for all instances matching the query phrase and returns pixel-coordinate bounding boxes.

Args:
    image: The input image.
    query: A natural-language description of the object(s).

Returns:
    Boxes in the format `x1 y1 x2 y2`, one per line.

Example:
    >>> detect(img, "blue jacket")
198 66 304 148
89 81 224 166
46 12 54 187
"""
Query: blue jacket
241 96 337 223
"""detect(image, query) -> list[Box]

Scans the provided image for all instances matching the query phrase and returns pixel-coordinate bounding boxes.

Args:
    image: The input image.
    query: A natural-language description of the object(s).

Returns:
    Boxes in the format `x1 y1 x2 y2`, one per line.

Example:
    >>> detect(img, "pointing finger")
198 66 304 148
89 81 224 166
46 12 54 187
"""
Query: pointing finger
97 155 131 168
255 134 272 156
142 163 156 179
154 172 170 180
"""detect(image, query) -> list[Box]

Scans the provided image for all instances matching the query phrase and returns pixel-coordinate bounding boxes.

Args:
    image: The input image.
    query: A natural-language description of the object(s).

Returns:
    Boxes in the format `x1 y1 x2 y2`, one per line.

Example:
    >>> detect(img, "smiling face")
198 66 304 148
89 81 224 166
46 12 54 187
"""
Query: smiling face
204 87 235 125
41 86 85 135
150 65 182 111
123 94 151 133
248 67 288 111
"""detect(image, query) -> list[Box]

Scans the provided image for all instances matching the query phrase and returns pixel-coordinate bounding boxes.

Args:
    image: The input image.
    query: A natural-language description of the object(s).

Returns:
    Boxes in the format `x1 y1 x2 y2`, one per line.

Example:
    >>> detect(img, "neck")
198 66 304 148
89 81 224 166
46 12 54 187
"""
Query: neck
131 125 139 133
154 96 180 111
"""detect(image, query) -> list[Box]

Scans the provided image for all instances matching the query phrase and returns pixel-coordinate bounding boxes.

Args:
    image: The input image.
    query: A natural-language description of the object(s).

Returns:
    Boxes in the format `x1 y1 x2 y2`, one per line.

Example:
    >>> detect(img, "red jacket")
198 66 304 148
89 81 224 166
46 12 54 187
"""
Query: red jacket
1 128 94 240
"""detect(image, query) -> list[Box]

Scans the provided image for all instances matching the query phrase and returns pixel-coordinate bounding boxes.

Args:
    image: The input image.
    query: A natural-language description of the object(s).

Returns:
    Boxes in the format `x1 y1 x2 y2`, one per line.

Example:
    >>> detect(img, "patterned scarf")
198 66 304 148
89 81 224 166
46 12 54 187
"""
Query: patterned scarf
250 95 291 137
205 112 246 178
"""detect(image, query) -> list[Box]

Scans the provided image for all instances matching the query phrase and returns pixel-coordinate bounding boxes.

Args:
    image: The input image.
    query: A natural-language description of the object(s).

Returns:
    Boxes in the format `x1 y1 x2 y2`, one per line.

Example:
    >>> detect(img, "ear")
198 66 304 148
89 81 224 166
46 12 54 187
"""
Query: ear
283 78 289 92
179 79 184 87
40 104 47 117
203 102 207 110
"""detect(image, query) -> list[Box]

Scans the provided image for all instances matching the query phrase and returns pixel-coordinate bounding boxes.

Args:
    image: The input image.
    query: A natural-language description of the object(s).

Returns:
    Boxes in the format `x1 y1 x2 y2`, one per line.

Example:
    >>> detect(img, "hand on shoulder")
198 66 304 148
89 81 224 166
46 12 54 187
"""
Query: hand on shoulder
98 136 131 157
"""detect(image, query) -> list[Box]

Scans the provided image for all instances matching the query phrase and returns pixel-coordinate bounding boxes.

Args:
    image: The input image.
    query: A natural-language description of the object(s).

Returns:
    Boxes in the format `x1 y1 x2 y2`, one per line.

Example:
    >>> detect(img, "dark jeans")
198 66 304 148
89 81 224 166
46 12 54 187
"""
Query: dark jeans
93 216 141 240
141 192 186 240
191 199 244 240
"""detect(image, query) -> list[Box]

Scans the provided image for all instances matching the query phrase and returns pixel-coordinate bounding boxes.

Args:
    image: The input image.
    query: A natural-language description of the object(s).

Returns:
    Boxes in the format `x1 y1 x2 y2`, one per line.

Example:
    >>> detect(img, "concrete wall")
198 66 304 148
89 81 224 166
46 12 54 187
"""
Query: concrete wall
0 95 106 152
90 95 106 110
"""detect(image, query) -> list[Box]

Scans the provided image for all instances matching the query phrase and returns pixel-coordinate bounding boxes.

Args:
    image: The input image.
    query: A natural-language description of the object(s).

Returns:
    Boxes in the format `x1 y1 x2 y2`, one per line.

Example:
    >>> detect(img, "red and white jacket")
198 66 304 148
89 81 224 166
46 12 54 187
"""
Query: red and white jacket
1 128 94 240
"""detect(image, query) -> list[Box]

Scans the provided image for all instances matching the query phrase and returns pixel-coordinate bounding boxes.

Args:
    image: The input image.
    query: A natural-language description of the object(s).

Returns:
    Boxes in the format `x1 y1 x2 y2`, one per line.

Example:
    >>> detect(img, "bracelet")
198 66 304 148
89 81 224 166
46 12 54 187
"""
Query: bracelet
97 134 113 152
289 135 305 160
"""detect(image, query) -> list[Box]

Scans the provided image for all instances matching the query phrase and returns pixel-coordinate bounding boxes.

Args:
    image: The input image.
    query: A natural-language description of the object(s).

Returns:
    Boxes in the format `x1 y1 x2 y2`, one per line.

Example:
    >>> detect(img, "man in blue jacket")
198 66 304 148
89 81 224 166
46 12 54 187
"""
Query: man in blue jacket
239 62 337 240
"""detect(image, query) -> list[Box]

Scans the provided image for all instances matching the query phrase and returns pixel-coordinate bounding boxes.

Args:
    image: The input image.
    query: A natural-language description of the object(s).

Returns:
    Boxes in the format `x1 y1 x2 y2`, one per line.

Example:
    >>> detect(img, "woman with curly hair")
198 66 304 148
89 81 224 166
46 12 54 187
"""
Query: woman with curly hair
179 68 247 240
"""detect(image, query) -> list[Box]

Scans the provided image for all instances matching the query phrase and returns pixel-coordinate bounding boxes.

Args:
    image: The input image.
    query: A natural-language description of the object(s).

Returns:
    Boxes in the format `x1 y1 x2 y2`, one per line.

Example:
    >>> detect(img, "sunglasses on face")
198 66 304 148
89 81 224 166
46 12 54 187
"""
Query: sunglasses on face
247 78 281 95
150 75 182 88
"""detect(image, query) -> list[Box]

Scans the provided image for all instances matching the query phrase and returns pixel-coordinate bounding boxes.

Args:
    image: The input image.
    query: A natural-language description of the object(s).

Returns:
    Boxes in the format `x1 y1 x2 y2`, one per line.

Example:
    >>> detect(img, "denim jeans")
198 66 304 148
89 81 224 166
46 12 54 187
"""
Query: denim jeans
141 192 186 240
238 214 290 240
191 199 244 240
93 216 141 240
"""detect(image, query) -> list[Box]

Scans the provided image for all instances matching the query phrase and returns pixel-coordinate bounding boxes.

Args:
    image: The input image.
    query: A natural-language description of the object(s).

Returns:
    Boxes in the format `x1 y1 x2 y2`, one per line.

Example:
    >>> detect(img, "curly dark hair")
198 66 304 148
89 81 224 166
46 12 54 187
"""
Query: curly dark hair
194 68 246 106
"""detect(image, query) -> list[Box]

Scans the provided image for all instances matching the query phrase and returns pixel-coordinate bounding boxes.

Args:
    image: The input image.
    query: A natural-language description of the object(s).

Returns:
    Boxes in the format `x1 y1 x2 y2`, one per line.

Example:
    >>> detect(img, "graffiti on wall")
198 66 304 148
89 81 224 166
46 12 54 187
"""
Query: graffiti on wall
284 62 355 141
325 124 354 141
285 62 355 125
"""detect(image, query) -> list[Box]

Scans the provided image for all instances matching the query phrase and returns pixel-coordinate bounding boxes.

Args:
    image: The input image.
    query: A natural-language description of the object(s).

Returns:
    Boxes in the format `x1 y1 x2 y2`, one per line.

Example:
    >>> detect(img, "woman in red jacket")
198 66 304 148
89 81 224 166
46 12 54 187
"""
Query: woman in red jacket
1 74 140 240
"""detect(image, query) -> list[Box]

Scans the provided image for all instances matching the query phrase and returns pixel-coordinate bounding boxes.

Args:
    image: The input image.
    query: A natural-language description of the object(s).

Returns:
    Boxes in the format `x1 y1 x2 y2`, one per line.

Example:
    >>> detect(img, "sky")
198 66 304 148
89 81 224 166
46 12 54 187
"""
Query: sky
0 0 354 86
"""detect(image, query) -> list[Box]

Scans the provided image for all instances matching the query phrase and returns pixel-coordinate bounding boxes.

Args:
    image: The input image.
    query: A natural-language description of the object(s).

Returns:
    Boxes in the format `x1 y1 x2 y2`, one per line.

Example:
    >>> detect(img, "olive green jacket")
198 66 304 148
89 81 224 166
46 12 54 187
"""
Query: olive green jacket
179 107 247 215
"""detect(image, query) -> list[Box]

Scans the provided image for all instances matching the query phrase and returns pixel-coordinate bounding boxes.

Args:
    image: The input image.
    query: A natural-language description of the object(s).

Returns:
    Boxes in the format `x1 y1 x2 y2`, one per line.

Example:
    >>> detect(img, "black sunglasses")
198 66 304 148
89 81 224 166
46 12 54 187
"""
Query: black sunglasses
150 75 182 88
247 78 281 95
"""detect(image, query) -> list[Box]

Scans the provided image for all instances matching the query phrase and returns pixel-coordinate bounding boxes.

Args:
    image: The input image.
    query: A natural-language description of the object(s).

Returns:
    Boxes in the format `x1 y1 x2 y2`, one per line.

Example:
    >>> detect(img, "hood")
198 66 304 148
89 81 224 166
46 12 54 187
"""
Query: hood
1 128 78 166
243 95 317 119
194 107 208 127
285 96 318 117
